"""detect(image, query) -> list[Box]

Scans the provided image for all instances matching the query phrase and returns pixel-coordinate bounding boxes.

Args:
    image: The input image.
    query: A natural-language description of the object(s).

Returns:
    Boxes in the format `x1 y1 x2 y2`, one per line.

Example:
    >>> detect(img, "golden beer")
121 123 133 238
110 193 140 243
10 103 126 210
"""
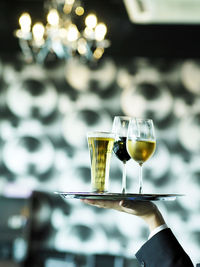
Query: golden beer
88 132 115 193
127 139 156 165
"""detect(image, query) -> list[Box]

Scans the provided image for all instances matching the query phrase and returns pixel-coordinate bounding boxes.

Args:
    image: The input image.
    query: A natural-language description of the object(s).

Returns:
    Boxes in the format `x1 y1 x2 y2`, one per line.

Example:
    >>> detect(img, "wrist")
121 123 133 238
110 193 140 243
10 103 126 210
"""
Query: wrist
141 206 166 232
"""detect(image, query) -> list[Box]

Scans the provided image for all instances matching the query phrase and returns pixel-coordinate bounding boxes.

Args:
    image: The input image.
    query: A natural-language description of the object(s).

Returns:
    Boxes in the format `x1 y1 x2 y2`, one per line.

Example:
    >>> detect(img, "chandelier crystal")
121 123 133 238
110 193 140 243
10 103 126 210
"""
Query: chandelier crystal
15 0 110 64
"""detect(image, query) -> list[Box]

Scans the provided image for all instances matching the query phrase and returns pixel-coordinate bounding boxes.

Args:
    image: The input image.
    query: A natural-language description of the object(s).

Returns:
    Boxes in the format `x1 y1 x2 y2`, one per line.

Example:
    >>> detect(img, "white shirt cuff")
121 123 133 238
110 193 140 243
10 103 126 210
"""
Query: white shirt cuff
148 224 168 240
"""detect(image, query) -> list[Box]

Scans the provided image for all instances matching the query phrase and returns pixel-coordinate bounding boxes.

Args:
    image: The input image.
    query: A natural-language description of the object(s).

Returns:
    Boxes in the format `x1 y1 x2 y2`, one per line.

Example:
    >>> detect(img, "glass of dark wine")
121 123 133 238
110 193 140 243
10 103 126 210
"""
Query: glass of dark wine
112 116 131 193
127 118 156 194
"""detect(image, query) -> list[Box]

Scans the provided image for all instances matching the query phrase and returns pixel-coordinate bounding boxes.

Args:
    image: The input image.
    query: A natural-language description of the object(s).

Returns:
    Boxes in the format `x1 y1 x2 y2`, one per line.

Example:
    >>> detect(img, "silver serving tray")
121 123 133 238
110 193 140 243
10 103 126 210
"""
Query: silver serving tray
55 192 184 201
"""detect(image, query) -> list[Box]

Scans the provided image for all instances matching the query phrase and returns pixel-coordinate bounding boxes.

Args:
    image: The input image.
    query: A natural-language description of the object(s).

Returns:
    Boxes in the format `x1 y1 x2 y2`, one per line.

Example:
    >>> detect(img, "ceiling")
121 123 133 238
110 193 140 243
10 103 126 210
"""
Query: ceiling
124 0 200 24
2 0 200 59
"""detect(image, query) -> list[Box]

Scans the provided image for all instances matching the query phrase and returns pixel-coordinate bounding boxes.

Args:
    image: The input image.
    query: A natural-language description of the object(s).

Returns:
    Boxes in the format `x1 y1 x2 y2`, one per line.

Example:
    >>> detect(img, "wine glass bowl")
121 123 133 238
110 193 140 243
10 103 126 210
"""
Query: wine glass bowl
127 118 156 194
112 116 131 193
127 139 156 165
113 136 131 163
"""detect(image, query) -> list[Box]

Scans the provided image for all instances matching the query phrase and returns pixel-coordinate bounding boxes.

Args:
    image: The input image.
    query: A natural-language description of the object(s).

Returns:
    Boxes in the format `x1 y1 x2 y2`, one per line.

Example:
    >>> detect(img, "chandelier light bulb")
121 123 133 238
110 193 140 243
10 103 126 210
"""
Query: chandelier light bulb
65 0 75 5
67 24 79 41
47 9 60 26
19 13 32 33
77 38 87 55
84 27 93 39
63 4 72 14
32 22 45 43
75 6 84 16
93 47 104 59
85 14 97 29
95 23 107 41
59 28 68 39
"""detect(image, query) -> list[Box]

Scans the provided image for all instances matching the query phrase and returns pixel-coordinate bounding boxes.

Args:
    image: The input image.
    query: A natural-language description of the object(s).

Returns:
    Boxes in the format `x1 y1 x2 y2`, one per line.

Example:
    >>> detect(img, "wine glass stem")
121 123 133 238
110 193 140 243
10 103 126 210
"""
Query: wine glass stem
122 162 127 194
139 163 143 194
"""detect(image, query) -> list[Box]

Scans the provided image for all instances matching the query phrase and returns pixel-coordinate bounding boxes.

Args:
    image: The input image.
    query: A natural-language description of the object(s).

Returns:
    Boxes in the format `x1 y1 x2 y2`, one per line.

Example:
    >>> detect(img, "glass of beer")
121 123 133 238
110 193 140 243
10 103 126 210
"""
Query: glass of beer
127 118 156 194
87 131 115 193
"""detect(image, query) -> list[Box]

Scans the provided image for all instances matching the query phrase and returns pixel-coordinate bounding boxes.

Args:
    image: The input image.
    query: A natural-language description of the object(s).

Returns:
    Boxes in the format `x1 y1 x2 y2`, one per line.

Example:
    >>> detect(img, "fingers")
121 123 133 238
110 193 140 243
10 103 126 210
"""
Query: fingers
119 200 134 208
119 200 157 216
81 199 123 211
120 200 154 209
119 200 143 209
119 200 141 214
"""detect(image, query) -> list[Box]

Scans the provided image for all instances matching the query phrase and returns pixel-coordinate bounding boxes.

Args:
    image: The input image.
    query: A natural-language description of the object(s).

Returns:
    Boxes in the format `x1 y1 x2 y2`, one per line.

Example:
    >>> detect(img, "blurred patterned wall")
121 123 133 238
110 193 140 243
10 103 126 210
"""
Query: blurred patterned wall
0 55 200 265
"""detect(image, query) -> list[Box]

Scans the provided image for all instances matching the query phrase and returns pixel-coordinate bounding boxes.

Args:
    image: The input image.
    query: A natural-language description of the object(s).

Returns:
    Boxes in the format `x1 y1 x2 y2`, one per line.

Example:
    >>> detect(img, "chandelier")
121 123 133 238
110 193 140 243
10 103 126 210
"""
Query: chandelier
15 0 110 64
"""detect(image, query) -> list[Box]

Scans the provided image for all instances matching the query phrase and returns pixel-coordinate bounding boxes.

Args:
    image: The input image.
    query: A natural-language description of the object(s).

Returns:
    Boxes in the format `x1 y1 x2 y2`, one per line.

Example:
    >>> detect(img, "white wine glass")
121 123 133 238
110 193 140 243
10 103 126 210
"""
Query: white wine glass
127 118 156 194
112 116 131 194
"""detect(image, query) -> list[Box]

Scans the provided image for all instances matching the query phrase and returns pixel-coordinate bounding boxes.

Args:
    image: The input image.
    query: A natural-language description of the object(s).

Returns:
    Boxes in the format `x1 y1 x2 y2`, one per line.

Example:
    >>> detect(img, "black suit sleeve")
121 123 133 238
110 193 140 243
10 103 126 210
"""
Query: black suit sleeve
135 228 194 267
